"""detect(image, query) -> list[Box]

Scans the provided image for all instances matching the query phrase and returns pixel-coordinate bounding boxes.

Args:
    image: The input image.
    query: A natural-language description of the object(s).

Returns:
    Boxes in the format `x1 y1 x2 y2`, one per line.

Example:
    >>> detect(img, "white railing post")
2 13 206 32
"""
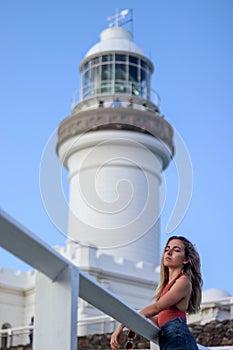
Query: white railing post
150 341 160 350
34 265 79 350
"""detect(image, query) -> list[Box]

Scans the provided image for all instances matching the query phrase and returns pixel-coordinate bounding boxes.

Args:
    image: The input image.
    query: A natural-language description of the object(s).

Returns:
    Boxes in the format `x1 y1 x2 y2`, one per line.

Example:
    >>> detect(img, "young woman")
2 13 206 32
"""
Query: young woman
110 236 203 350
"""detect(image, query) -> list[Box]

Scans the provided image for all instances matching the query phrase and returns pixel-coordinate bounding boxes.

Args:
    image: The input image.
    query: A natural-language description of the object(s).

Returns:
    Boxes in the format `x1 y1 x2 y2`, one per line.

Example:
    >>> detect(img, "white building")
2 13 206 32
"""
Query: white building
188 288 233 325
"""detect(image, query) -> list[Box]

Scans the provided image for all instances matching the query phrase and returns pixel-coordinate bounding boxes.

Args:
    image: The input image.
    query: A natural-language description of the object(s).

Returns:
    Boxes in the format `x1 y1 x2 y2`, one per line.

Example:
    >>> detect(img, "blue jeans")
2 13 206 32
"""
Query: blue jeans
159 318 198 350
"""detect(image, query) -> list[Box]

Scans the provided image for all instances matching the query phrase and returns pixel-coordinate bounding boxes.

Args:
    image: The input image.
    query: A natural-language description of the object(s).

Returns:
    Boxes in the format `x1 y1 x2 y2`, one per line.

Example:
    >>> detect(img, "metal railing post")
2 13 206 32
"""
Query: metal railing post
34 265 79 350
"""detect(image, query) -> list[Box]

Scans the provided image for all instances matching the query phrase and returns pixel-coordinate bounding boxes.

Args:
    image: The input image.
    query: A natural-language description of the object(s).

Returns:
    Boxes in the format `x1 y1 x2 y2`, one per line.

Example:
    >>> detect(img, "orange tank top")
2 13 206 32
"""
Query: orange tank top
158 273 186 328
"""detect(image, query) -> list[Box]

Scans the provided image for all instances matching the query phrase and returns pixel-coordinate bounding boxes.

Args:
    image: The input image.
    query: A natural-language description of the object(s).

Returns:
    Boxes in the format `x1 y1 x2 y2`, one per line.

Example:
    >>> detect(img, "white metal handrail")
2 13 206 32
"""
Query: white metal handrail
0 325 33 337
0 325 33 332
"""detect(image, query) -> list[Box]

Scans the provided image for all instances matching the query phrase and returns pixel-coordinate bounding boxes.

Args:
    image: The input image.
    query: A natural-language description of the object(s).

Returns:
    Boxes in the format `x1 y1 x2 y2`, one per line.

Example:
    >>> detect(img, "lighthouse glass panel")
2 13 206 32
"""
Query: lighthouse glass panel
102 54 112 62
115 63 127 93
140 67 147 97
129 56 138 64
129 65 139 96
116 54 126 62
80 54 151 100
101 64 112 93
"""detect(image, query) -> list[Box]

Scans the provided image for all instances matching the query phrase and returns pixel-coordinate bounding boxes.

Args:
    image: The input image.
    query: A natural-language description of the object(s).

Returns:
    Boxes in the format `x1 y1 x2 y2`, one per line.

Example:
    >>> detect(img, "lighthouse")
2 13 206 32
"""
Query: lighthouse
56 10 174 335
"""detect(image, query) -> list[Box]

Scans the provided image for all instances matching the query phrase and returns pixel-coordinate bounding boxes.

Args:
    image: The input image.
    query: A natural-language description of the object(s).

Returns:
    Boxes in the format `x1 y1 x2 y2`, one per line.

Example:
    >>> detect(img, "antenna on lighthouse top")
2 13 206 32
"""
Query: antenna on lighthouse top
107 8 129 28
107 8 133 36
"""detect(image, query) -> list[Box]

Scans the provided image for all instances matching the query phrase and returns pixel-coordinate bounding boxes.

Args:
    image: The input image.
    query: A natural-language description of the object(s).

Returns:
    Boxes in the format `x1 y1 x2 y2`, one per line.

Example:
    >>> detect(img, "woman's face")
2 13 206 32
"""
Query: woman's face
163 239 188 268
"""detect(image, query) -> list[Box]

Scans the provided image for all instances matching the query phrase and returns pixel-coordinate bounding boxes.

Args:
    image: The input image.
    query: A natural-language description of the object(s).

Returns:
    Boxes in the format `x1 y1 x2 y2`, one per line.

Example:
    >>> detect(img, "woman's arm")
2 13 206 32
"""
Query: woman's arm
110 277 190 349
110 323 124 350
149 315 159 326
140 276 191 318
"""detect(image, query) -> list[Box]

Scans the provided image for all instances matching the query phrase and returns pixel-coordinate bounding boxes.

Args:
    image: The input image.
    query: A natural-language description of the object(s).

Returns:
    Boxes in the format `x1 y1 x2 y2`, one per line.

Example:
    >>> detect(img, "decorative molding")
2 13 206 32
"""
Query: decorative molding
57 108 174 155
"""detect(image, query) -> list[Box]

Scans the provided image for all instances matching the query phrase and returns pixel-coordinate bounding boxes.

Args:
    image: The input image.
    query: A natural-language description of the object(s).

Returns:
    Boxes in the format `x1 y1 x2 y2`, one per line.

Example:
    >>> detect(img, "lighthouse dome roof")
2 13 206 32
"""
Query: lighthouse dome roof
202 288 231 302
85 27 145 58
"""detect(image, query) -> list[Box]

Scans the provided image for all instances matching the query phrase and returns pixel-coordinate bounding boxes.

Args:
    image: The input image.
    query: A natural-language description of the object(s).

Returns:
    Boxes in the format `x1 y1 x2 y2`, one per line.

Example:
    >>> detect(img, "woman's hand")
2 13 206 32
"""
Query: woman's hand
110 324 124 350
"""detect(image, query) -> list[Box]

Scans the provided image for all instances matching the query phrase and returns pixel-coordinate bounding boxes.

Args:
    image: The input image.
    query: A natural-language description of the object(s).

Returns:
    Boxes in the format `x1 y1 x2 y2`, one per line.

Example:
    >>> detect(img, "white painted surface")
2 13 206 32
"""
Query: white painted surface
58 130 169 266
34 267 78 350
85 27 145 57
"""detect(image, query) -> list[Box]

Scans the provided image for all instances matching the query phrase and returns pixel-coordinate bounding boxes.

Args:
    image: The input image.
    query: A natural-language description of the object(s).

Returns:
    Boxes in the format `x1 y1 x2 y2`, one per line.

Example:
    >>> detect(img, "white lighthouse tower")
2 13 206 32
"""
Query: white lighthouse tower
56 11 174 335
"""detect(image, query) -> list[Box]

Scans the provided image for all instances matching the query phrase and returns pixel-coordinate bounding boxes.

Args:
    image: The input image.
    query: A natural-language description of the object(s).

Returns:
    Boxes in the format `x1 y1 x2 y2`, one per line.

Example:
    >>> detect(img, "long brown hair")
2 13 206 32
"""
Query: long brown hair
155 236 203 314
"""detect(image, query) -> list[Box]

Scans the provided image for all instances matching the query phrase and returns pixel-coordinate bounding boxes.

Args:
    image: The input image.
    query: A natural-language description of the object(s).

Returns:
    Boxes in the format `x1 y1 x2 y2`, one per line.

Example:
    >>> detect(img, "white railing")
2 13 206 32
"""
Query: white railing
0 325 33 347
0 208 209 350
72 82 161 109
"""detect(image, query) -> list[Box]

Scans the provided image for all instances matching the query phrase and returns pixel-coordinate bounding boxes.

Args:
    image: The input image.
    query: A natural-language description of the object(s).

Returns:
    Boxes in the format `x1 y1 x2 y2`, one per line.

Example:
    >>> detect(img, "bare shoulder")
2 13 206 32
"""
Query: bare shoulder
178 274 192 290
176 275 192 294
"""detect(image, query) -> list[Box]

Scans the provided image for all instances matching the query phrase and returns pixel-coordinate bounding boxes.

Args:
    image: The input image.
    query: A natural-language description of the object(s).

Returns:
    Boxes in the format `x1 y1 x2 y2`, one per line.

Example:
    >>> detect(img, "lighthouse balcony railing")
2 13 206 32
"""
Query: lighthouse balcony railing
72 80 161 110
0 208 210 350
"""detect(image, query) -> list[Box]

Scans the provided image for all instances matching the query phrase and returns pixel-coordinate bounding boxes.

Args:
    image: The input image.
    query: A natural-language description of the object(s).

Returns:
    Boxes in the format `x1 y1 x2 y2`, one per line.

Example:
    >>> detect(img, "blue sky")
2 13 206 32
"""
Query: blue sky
1 0 233 295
